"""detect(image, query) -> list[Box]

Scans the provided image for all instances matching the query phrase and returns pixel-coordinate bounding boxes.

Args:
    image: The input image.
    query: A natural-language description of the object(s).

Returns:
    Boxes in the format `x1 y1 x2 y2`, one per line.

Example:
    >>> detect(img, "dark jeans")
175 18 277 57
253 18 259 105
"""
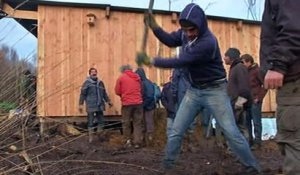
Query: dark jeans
246 102 263 145
87 111 104 129
122 104 144 145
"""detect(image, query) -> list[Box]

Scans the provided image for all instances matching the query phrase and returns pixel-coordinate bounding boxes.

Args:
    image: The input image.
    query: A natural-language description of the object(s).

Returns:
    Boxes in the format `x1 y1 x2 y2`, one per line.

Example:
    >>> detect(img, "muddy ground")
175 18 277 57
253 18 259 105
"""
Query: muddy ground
0 109 283 175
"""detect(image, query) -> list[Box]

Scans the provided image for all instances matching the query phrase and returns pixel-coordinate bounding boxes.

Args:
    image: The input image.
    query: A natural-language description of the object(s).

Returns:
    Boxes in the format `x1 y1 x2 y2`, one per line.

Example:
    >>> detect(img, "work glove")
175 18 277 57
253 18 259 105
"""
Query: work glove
234 96 247 109
136 52 152 66
144 13 159 30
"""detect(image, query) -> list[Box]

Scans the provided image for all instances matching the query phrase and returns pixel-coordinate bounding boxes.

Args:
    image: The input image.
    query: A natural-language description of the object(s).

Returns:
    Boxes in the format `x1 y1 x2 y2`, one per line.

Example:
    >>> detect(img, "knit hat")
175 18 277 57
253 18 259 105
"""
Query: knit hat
225 48 240 60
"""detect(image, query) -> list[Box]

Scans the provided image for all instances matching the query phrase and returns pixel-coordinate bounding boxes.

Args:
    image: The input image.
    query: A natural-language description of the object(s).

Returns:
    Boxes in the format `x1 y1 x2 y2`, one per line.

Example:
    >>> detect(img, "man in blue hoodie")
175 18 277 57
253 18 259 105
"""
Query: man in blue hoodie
137 3 260 174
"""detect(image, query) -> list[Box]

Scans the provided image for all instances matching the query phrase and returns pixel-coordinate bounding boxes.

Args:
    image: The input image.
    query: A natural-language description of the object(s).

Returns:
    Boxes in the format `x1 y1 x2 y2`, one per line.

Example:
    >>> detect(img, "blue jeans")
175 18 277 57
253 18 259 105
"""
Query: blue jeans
167 117 197 138
164 83 260 171
246 102 263 145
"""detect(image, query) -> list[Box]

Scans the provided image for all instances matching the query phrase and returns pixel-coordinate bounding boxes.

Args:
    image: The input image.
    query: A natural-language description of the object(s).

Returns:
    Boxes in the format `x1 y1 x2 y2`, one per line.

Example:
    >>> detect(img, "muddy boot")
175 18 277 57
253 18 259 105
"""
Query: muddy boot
88 128 93 143
145 133 153 146
148 133 153 142
97 125 104 134
124 139 132 149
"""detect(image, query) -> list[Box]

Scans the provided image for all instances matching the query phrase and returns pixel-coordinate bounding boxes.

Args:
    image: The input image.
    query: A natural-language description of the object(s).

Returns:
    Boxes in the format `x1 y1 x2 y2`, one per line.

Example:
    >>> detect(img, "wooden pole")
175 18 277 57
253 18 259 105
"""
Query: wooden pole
140 0 154 52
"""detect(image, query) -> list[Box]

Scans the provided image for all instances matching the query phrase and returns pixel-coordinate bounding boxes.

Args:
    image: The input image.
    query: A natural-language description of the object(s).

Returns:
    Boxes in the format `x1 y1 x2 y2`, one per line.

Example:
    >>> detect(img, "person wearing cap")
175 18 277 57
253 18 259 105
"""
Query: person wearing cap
137 3 261 174
223 48 252 141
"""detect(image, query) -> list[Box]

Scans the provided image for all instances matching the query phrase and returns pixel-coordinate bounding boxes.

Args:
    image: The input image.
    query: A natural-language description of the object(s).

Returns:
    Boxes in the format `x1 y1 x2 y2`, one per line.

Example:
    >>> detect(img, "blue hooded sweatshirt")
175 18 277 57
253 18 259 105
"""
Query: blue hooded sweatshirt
135 68 156 111
152 3 226 84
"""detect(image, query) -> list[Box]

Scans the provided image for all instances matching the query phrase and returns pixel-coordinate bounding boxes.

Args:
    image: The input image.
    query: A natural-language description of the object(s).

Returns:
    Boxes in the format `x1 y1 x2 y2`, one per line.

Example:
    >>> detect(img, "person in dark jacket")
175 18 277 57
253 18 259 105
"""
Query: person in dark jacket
241 54 267 149
135 67 156 142
260 1 300 174
171 68 190 109
115 65 144 148
161 79 176 138
79 68 112 143
137 3 260 173
224 48 252 140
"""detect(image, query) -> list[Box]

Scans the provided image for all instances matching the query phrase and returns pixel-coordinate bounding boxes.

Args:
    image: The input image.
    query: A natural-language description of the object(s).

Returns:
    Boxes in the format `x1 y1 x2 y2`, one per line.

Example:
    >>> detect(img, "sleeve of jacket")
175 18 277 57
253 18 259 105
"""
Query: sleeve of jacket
161 83 173 112
255 70 268 101
170 70 179 102
152 28 182 47
153 38 216 68
236 65 251 99
262 0 300 74
100 81 110 103
114 78 121 96
79 81 88 105
161 86 168 109
141 81 147 103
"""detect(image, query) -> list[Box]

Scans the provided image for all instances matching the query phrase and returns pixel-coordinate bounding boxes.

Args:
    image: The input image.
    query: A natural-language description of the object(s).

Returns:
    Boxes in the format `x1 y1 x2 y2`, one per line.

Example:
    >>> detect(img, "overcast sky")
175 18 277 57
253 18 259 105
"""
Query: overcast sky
0 0 265 64
0 18 37 61
43 0 265 21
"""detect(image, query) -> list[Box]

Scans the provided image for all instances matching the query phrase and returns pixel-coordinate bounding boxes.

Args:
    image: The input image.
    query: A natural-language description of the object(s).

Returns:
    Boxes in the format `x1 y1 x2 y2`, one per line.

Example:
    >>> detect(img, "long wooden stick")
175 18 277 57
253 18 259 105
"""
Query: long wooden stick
140 0 155 52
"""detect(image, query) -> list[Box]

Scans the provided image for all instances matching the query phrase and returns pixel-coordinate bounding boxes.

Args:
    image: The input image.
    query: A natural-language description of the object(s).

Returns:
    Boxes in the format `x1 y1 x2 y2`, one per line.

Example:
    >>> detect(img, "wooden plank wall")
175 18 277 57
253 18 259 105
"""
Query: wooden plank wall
37 5 276 117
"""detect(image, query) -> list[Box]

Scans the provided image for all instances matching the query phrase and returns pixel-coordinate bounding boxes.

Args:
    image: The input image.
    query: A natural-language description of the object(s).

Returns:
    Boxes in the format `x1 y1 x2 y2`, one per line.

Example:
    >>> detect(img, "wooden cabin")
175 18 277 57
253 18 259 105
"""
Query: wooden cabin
1 1 276 120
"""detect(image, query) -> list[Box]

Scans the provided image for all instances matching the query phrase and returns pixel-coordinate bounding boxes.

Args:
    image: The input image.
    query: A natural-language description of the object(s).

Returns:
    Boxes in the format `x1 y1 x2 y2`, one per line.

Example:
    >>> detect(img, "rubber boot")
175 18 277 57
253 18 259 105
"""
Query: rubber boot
88 128 93 143
97 125 103 134
148 133 153 142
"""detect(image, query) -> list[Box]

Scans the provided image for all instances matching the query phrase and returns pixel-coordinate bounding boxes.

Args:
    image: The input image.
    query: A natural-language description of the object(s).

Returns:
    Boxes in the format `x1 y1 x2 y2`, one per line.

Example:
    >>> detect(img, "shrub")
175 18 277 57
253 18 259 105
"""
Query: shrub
0 102 17 113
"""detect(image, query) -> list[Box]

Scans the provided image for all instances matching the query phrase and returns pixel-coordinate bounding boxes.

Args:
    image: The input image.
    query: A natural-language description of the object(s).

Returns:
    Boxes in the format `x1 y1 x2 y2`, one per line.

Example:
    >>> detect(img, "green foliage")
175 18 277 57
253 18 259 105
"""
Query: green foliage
0 102 17 113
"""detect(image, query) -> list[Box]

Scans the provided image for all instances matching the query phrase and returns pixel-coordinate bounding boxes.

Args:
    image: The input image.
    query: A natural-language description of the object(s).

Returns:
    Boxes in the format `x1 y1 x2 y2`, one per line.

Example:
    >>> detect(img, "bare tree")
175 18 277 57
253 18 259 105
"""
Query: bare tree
0 44 36 111
244 0 264 20
168 0 217 11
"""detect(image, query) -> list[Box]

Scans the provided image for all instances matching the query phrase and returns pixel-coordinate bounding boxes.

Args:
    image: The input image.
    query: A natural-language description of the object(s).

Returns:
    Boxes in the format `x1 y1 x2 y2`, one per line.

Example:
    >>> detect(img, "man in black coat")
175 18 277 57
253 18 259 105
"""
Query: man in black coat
260 1 300 174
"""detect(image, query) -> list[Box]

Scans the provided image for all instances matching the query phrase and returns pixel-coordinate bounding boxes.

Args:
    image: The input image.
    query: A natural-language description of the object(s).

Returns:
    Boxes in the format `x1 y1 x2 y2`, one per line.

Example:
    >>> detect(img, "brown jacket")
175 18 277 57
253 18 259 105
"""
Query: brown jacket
260 0 300 83
227 59 251 104
248 63 267 102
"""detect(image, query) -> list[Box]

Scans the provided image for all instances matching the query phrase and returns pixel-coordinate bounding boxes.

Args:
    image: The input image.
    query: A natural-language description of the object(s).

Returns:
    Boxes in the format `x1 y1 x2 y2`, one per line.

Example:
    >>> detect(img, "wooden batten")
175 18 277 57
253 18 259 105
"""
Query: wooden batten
105 6 110 19
171 12 177 23
37 5 276 117
3 3 37 20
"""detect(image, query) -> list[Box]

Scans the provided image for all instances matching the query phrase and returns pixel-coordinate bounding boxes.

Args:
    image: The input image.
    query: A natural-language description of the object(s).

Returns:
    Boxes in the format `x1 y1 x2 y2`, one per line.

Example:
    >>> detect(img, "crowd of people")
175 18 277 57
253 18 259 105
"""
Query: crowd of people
79 1 300 174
